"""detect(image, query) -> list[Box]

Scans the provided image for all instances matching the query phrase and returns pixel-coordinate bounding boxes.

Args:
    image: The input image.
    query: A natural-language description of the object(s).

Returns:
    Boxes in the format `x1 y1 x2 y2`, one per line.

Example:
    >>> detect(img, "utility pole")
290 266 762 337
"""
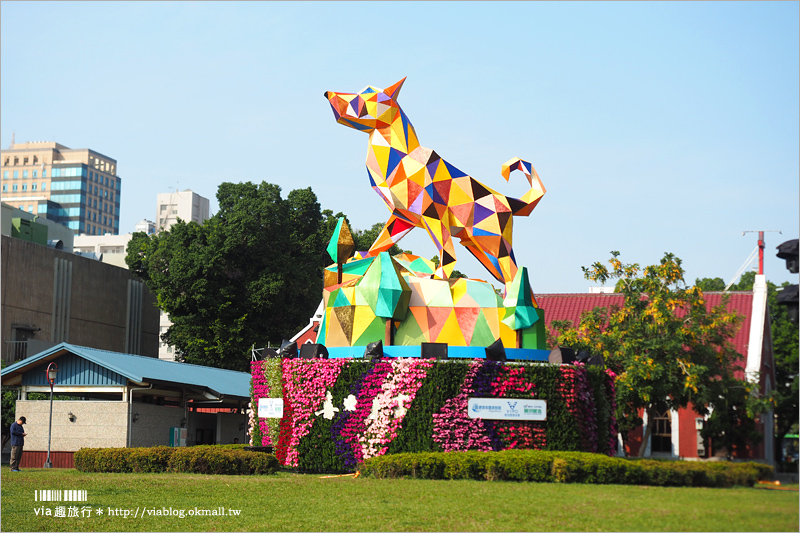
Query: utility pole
743 231 782 275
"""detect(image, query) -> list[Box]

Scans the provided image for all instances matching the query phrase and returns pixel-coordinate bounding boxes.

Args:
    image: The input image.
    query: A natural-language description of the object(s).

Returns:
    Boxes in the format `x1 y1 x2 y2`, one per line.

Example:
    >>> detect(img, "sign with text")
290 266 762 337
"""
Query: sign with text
467 398 546 421
257 398 284 418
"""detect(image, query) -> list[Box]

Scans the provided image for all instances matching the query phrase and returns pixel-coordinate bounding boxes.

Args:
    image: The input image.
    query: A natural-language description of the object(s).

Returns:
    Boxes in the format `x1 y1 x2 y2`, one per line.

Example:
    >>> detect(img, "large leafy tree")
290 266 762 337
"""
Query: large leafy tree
697 272 799 460
127 182 328 372
552 252 759 457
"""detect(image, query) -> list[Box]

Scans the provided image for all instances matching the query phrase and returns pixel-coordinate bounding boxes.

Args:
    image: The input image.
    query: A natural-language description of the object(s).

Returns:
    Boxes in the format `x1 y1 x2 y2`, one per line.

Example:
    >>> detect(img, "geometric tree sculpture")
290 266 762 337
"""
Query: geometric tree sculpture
501 266 540 348
326 216 356 265
326 217 356 285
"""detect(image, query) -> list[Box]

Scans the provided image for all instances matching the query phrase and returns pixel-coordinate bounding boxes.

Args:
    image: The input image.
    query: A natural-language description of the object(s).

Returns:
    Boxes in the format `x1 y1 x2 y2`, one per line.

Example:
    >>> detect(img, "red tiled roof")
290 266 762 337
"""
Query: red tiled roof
536 291 755 359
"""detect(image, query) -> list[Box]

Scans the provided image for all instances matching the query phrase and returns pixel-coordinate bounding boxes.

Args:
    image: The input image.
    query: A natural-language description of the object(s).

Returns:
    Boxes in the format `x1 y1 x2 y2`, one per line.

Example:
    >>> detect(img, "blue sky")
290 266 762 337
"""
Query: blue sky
2 1 798 292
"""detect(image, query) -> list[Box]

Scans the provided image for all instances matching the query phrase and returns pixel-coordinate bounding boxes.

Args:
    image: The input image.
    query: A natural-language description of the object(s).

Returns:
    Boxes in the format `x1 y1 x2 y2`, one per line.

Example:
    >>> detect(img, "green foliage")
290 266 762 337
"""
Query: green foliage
73 445 279 475
2 387 16 438
701 271 799 455
296 360 373 473
125 182 326 371
522 364 582 452
263 358 283 447
553 252 756 456
385 361 471 454
360 449 773 487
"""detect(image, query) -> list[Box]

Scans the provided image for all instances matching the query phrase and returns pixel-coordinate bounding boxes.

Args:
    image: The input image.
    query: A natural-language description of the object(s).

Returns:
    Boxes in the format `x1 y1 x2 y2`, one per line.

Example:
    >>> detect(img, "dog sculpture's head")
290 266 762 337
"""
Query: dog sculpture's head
324 78 406 133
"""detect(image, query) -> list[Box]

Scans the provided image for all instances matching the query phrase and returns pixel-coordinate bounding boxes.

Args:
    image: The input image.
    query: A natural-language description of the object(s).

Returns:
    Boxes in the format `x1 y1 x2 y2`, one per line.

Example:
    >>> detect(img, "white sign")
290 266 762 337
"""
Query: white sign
258 398 284 418
467 398 546 421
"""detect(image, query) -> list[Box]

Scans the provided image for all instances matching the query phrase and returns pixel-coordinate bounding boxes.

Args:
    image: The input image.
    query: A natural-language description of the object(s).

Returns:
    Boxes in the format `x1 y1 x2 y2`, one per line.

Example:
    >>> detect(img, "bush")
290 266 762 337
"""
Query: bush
359 449 773 488
74 446 279 475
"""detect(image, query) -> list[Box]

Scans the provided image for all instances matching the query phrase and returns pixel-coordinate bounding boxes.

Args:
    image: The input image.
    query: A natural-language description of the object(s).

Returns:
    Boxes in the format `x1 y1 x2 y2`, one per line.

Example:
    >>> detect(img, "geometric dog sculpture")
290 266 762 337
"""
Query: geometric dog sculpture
324 78 546 290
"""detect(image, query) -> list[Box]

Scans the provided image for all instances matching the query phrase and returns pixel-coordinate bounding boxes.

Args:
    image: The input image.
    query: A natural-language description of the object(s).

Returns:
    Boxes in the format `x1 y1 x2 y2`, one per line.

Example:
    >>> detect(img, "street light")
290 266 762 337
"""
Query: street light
44 362 58 468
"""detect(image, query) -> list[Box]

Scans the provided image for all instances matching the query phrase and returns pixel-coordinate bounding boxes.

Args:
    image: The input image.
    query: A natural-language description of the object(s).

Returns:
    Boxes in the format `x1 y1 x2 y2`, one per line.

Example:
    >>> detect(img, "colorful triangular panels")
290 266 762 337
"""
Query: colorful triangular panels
324 79 545 287
318 79 548 351
320 253 544 349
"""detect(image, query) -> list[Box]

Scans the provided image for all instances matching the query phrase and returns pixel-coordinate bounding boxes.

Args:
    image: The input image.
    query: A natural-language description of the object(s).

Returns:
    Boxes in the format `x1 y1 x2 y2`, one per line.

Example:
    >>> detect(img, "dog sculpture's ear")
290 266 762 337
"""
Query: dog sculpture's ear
384 77 406 100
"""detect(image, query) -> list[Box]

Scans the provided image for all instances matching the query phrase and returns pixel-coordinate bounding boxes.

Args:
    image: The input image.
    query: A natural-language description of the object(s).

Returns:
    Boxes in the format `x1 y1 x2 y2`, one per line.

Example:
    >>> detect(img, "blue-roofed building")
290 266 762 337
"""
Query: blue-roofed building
1 343 251 468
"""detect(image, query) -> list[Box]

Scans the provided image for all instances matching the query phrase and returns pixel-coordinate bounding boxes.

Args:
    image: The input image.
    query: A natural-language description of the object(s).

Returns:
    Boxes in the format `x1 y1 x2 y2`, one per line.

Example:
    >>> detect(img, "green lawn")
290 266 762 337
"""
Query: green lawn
1 466 797 532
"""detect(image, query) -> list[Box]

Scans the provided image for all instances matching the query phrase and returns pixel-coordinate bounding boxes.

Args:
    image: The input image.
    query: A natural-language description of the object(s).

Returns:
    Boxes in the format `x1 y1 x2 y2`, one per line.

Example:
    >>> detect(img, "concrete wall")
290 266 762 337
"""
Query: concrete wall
14 400 248 452
129 403 186 448
15 400 128 451
1 235 159 361
217 411 247 444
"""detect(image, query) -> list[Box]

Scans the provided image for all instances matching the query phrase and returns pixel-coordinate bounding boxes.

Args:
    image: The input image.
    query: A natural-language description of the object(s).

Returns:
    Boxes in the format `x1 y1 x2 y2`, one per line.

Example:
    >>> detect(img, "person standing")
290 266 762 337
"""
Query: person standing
9 416 27 472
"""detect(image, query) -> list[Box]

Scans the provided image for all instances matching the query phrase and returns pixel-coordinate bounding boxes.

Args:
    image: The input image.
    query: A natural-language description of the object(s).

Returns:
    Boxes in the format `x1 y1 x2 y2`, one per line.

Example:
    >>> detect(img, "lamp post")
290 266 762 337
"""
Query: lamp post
44 362 58 468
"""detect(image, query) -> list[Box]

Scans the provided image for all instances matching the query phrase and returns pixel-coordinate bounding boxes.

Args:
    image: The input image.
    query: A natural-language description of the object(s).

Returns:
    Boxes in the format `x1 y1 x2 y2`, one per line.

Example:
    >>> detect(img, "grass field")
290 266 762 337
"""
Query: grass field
1 466 798 532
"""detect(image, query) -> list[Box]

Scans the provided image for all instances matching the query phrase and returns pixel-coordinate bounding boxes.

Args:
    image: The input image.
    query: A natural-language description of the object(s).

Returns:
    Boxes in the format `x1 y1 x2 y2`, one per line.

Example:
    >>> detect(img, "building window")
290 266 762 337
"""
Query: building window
3 171 8 179
12 184 18 191
22 170 28 179
13 171 18 179
13 157 19 165
21 184 27 191
27 205 33 213
33 170 38 178
3 157 8 165
2 184 6 192
23 157 29 165
42 169 46 178
93 199 97 208
31 183 37 191
41 183 46 191
651 410 672 454
33 156 38 165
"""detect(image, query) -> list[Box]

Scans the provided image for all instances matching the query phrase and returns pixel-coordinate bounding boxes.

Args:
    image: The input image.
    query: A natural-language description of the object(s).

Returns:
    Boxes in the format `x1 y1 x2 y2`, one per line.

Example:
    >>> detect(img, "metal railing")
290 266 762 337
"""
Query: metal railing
4 341 28 363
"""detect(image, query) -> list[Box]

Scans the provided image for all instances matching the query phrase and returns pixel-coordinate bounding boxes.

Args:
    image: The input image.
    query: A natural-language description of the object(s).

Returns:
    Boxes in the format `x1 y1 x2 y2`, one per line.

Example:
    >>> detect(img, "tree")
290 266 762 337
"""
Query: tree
552 251 759 457
127 182 326 372
698 271 799 460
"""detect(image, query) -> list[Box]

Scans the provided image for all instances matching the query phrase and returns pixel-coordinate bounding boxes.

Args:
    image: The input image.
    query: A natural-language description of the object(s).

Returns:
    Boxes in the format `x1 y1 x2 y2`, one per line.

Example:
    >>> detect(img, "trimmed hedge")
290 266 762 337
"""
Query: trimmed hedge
359 450 773 488
74 445 279 475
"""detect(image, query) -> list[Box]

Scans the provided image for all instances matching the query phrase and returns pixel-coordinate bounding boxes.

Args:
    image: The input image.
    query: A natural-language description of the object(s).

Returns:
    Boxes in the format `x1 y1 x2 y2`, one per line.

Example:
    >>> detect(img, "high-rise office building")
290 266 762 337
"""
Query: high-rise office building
1 141 121 235
156 189 209 233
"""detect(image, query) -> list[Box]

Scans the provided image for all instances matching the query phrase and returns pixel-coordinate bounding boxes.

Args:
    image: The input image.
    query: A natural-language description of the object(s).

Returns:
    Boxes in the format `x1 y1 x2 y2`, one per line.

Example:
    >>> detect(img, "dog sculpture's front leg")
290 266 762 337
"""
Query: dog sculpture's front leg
420 214 457 280
358 213 415 259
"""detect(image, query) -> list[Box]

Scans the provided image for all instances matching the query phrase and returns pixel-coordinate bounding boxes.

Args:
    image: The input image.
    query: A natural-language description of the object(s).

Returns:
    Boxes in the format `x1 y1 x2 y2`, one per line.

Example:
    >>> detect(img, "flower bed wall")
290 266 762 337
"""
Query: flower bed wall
250 358 617 472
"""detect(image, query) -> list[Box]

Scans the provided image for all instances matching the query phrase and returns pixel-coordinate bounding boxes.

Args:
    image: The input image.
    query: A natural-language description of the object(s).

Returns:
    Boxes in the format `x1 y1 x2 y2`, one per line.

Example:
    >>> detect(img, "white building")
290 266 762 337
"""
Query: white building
73 233 134 269
156 189 210 233
135 219 156 235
